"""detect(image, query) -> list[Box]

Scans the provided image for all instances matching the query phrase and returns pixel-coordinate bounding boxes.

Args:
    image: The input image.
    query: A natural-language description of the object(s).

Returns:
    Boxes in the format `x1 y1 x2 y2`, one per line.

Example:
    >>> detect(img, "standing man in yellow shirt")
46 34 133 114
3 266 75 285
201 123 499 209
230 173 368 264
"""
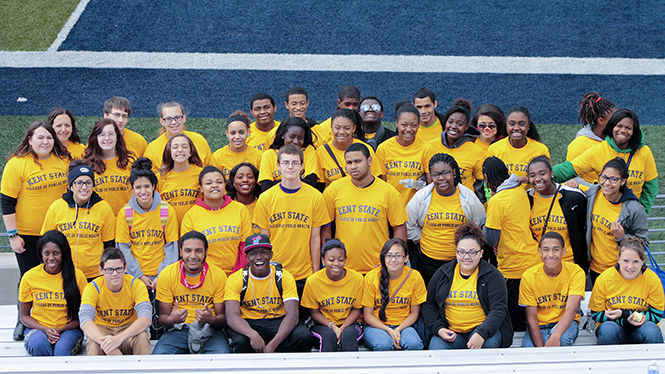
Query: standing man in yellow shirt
247 93 280 151
254 144 330 296
322 143 408 274
103 97 148 158
413 87 445 143
79 248 151 355
315 85 361 146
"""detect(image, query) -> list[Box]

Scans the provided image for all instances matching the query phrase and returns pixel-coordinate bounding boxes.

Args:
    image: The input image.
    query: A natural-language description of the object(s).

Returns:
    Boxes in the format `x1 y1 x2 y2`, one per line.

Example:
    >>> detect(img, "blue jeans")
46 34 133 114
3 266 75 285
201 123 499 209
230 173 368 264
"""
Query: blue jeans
363 325 423 351
24 328 83 356
522 321 578 347
429 327 502 349
152 325 231 354
596 321 664 345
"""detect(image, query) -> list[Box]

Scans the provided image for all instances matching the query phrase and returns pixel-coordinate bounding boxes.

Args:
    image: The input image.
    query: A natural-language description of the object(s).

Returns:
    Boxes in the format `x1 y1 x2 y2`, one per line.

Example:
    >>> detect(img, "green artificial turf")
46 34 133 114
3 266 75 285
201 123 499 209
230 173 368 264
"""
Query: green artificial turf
0 0 79 51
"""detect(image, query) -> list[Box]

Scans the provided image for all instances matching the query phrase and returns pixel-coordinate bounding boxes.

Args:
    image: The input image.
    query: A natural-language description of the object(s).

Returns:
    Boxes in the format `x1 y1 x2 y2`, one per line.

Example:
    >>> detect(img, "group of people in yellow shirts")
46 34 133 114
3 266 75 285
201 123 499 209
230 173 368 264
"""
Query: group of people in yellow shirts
2 86 662 357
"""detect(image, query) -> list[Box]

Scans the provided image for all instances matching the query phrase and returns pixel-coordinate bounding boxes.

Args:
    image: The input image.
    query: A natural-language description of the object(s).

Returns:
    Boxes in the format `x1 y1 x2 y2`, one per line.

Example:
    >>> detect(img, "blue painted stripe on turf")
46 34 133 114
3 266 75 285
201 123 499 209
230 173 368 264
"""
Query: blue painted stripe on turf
59 0 665 58
1 68 664 126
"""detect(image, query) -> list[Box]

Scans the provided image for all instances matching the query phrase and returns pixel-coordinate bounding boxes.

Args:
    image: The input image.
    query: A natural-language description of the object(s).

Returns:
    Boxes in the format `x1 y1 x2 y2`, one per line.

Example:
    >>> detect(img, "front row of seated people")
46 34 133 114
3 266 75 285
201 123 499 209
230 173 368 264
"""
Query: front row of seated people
18 221 664 356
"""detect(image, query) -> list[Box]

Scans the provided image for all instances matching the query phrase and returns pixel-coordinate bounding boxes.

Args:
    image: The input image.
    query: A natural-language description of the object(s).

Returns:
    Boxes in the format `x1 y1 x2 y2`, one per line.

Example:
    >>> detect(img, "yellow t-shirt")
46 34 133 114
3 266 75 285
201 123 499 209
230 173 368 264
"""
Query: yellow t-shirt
41 198 116 278
1 155 69 235
223 264 299 320
155 261 227 324
123 129 148 158
180 201 252 275
416 118 442 144
94 157 132 215
157 165 202 225
316 139 382 186
253 184 331 280
488 138 551 182
420 188 467 261
589 191 622 274
424 138 486 192
361 266 427 326
475 138 491 152
589 266 665 315
323 177 408 274
519 262 586 325
259 146 319 183
485 186 540 279
18 265 87 328
301 268 364 326
374 137 427 206
566 135 602 184
529 190 574 263
571 141 657 199
315 118 334 147
115 203 179 277
210 145 262 179
242 199 261 234
67 142 85 159
81 274 150 327
247 121 280 151
144 131 212 171
445 265 486 333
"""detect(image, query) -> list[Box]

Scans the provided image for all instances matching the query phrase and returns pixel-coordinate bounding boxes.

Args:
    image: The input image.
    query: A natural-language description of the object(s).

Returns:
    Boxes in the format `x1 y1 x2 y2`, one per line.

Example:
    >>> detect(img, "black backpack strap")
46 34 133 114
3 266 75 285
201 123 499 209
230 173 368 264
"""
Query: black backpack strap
271 261 284 297
324 144 346 178
239 266 250 302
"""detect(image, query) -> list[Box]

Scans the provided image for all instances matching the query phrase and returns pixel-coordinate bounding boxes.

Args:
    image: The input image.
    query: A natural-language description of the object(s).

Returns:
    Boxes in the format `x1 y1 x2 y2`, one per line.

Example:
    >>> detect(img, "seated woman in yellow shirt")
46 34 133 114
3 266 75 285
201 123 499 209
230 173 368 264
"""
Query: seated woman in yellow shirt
19 230 87 356
590 237 664 345
422 223 512 349
555 108 658 213
362 238 427 351
157 134 203 225
301 239 364 352
584 158 648 283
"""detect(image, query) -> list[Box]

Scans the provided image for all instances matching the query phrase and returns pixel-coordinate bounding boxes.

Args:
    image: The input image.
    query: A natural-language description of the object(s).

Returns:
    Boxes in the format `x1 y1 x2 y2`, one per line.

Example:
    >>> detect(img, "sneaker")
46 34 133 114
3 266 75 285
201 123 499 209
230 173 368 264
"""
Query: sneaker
13 320 25 341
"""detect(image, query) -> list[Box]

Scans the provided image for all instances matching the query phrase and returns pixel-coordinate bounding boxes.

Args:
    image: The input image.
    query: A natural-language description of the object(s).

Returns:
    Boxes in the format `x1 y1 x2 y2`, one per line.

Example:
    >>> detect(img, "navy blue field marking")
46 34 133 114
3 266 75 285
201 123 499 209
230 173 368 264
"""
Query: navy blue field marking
1 68 664 125
60 0 665 58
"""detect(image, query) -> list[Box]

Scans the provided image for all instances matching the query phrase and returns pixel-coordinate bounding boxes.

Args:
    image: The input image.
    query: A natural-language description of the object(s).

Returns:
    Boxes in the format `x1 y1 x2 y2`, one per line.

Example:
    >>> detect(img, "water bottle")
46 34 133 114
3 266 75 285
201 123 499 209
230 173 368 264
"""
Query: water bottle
415 179 426 190
648 360 659 374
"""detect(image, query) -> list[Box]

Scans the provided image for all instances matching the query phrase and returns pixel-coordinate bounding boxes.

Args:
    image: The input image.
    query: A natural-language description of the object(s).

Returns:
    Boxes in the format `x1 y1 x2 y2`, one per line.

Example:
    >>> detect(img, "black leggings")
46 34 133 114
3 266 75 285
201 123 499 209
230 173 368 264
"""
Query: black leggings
416 251 450 287
506 278 526 332
311 322 362 352
15 234 41 278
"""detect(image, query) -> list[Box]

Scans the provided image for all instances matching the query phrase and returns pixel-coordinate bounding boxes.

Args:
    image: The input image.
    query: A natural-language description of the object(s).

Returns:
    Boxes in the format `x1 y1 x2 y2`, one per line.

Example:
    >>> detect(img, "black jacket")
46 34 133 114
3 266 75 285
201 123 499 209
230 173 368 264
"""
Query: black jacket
528 185 589 272
422 259 514 348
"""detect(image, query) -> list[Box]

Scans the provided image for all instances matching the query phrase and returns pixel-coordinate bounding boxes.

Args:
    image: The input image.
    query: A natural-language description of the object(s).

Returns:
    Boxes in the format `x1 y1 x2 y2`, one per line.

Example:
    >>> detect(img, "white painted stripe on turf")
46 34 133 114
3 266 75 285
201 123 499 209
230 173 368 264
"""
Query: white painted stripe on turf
2 51 665 75
47 0 91 52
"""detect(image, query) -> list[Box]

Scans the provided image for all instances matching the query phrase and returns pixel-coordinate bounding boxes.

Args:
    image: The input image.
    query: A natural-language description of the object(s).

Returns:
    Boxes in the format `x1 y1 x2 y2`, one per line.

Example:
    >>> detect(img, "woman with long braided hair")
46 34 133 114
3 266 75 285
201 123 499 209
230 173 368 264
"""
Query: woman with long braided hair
361 238 426 351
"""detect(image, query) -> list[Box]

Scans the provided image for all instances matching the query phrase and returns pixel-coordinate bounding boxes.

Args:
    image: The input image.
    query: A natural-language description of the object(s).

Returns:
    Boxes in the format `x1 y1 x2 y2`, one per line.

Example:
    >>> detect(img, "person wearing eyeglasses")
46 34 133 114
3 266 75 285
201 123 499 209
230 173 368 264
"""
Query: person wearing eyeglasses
143 102 212 172
316 108 381 187
254 144 330 297
469 104 507 152
322 143 408 275
359 96 395 151
41 161 116 282
422 223 512 350
103 97 148 158
584 158 648 284
375 103 426 207
259 117 320 191
181 166 252 276
79 248 151 355
362 238 426 351
424 99 486 201
211 111 262 179
519 231 585 347
406 153 486 286
554 108 658 213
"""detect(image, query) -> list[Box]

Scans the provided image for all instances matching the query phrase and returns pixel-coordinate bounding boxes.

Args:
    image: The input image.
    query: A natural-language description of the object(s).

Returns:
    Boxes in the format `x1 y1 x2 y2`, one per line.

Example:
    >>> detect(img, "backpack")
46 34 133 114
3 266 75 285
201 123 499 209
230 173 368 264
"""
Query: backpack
239 262 283 301
124 201 169 234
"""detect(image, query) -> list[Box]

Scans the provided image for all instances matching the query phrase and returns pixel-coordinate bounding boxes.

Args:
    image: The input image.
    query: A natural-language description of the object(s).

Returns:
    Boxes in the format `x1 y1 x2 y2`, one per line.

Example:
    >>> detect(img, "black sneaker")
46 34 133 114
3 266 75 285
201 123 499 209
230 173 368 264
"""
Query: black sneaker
13 320 25 341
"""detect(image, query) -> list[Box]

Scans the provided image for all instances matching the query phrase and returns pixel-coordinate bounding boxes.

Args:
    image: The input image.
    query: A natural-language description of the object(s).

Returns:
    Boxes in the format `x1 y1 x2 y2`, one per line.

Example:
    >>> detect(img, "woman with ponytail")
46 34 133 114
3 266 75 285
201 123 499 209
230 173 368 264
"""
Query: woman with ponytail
19 230 88 356
361 238 426 351
422 223 512 349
